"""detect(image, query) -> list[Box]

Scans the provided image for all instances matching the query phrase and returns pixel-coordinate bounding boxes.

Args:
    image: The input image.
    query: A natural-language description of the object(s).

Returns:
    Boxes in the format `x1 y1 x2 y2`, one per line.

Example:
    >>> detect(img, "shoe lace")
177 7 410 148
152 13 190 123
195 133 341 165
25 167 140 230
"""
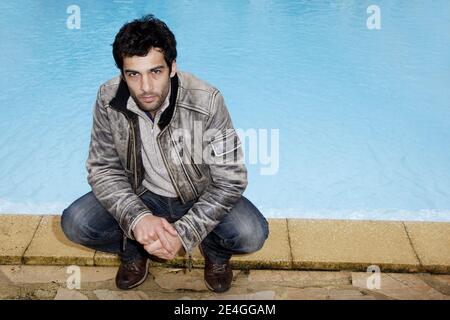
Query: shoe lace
211 263 227 273
123 261 141 273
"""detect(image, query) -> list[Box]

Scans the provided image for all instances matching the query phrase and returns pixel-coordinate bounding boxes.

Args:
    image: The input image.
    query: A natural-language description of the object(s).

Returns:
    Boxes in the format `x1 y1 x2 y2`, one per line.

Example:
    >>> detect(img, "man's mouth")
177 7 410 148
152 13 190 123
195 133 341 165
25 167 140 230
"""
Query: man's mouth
141 95 157 103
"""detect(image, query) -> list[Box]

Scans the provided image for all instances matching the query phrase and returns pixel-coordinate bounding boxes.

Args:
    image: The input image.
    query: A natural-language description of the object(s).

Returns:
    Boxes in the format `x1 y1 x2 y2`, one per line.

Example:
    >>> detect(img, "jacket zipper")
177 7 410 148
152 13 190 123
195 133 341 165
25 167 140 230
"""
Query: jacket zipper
130 120 138 192
113 109 137 252
156 128 186 202
167 128 199 198
126 134 132 171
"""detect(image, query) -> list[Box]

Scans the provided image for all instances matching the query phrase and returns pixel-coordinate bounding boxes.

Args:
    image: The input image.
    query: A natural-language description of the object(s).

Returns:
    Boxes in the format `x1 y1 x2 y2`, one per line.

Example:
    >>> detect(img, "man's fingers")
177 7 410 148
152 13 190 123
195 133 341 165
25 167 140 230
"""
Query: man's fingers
162 219 178 236
135 228 157 245
155 251 171 260
154 249 173 260
137 235 157 245
147 245 172 260
155 228 174 253
144 240 162 252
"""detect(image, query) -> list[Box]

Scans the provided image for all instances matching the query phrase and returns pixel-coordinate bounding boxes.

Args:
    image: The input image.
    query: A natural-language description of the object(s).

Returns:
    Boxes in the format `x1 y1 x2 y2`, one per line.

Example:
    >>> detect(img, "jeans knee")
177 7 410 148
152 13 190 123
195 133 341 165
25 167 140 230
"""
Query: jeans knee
225 218 269 253
245 224 268 252
61 207 82 244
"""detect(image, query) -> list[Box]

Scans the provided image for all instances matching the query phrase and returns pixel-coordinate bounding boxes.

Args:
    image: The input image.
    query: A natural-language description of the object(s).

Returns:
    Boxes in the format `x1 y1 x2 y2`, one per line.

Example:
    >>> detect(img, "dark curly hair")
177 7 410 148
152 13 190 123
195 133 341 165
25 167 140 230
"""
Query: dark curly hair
112 15 177 73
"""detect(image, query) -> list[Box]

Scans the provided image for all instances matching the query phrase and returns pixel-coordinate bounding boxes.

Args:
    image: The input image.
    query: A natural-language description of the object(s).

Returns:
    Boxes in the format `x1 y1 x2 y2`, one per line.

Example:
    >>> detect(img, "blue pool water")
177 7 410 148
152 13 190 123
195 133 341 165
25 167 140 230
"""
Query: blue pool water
0 1 449 221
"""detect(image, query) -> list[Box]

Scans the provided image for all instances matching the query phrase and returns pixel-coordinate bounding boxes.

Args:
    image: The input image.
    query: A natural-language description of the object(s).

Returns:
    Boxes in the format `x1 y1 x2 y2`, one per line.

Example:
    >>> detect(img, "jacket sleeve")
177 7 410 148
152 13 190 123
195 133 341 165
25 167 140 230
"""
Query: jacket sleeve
173 91 248 252
86 86 153 239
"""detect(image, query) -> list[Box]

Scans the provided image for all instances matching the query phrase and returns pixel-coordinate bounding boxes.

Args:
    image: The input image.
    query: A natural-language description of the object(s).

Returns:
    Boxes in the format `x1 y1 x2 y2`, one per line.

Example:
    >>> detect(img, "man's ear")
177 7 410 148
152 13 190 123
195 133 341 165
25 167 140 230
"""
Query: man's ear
170 60 177 77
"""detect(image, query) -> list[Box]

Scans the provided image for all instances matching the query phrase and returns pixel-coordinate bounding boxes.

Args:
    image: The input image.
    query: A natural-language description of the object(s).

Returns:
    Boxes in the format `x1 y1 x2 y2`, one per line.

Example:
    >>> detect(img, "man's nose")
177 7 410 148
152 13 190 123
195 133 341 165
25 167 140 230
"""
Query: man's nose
141 75 153 93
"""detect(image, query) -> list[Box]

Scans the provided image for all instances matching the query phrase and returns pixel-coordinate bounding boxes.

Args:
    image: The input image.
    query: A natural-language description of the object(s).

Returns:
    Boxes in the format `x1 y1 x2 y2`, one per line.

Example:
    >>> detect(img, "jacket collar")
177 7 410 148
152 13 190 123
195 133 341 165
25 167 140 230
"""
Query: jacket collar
109 73 179 131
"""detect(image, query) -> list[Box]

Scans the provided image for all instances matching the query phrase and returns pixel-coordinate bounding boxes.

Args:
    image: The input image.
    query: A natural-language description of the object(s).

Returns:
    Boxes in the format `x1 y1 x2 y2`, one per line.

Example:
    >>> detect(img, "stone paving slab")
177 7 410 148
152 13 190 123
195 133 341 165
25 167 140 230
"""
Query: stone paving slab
93 289 149 300
351 272 450 300
203 291 276 300
1 265 450 300
404 221 450 274
23 216 95 266
54 288 89 300
151 267 209 291
0 265 116 284
0 267 21 299
419 274 450 296
288 219 421 273
0 215 42 264
328 287 376 300
277 287 329 300
248 270 351 287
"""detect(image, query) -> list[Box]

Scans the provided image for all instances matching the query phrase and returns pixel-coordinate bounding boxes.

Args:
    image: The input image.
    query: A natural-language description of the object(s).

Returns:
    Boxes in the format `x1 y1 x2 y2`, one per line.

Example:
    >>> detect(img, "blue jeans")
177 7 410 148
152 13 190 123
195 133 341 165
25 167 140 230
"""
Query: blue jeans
61 189 269 264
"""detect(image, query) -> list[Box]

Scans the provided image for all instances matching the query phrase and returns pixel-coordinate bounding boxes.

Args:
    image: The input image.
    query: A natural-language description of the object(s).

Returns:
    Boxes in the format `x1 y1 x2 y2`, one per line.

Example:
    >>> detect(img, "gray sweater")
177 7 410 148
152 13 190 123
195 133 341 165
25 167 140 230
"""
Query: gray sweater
126 84 178 198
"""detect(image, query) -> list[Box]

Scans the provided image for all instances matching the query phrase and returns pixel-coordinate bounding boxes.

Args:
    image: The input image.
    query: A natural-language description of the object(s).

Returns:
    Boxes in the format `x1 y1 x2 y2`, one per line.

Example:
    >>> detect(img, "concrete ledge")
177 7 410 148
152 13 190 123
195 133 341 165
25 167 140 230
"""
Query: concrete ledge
288 219 422 273
404 221 450 274
23 216 95 266
0 215 42 264
94 251 120 267
1 214 449 274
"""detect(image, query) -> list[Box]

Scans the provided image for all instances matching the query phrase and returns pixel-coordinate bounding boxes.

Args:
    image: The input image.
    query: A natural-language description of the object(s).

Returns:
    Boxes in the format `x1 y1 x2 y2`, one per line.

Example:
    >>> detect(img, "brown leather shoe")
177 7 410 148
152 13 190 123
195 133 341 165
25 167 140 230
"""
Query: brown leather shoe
115 257 150 290
199 245 233 293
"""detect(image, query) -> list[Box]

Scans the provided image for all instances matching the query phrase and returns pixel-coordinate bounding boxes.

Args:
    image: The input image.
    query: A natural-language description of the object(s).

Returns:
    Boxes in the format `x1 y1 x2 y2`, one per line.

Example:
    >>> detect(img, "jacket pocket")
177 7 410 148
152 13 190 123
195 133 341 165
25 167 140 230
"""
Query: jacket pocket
210 128 242 159
172 130 206 180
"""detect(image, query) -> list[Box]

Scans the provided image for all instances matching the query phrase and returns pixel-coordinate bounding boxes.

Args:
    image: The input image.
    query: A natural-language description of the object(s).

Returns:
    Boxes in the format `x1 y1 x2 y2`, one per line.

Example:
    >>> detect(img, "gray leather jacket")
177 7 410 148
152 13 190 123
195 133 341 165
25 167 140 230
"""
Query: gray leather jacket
86 71 247 257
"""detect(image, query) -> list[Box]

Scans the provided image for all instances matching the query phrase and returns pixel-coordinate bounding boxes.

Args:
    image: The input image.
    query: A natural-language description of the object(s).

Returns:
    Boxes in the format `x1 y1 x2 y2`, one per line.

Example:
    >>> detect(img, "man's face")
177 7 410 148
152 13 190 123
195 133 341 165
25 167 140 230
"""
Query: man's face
122 48 176 116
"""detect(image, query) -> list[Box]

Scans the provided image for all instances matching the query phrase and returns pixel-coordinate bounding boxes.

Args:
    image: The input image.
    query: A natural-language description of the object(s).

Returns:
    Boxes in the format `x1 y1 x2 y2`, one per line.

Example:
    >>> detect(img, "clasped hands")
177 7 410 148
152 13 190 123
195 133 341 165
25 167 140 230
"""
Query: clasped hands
132 215 183 260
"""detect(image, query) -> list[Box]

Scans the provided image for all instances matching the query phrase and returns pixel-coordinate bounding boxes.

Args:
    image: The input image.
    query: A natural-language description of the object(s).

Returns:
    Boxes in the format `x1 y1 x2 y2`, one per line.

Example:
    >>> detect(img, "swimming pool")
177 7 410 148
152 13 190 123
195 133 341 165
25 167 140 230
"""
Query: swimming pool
0 1 449 222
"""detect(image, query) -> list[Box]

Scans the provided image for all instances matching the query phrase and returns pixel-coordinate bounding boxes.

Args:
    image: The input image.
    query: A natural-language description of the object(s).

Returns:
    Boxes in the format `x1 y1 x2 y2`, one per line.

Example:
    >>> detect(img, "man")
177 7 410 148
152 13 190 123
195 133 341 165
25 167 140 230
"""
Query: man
61 15 269 293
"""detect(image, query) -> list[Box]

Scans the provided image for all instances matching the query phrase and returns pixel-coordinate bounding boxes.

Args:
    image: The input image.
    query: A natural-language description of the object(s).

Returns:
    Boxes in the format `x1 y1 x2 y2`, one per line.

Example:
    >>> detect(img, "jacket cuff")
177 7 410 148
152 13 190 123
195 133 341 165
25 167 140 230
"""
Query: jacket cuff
173 217 202 253
127 211 153 240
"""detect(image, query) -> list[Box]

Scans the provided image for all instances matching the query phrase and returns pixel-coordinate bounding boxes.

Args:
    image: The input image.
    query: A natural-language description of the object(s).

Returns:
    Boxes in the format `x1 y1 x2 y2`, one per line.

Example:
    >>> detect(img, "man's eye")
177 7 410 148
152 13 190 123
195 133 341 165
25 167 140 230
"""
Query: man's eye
128 72 138 77
152 69 161 74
